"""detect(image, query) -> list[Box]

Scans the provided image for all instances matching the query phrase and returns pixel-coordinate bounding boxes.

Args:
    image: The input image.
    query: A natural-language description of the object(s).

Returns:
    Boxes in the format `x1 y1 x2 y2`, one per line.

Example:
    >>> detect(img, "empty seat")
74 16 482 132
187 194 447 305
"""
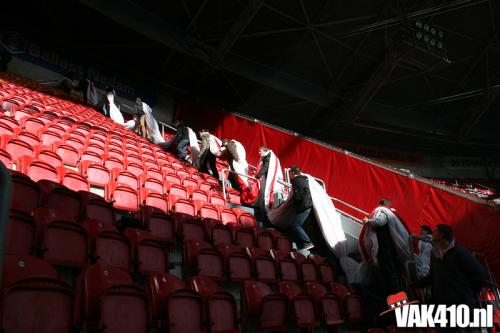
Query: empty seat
1 254 73 333
106 182 139 211
291 252 319 283
139 188 168 213
216 243 252 281
75 263 148 333
187 276 240 333
10 170 40 213
55 144 79 168
80 150 103 163
234 225 256 248
33 207 89 267
141 176 164 194
104 155 124 170
147 273 205 332
23 117 45 135
141 206 175 244
59 168 90 192
80 160 110 187
22 158 59 182
36 148 63 168
305 282 344 326
239 212 257 228
172 198 196 230
84 219 132 272
246 247 279 283
279 281 319 329
329 282 365 323
220 209 238 225
80 191 115 225
270 250 300 283
5 208 36 255
3 137 34 167
40 129 63 146
257 229 275 250
183 240 224 280
111 169 139 189
241 280 288 332
38 180 82 220
309 254 336 284
125 229 169 274
0 148 12 168
13 129 40 146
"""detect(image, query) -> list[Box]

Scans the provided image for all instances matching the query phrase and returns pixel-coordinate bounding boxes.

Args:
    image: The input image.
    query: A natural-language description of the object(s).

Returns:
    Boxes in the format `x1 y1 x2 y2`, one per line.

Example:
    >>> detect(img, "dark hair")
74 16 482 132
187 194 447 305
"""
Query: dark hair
290 165 301 175
436 224 453 241
378 198 391 206
259 146 269 151
200 129 209 133
420 225 432 234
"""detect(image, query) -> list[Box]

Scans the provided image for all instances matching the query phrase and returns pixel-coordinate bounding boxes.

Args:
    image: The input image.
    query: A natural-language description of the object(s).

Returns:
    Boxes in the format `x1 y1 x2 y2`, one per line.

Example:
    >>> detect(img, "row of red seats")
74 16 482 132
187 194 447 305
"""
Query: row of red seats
1 255 360 333
183 240 335 284
1 256 237 333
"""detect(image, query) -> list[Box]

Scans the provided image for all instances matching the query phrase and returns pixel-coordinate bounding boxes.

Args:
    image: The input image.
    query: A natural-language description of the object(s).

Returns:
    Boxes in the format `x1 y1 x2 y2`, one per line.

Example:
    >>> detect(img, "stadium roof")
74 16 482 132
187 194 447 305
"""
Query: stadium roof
5 0 500 157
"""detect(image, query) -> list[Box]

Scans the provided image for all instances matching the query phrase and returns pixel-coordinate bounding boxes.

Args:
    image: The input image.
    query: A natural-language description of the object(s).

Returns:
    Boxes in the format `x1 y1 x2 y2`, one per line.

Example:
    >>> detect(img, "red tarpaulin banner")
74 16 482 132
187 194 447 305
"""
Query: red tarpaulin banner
177 101 500 280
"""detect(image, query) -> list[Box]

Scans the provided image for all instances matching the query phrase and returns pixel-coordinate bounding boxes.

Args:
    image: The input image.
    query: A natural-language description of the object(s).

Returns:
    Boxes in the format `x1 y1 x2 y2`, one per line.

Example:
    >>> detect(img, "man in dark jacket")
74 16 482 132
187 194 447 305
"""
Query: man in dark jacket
288 165 314 251
413 224 486 307
158 120 191 162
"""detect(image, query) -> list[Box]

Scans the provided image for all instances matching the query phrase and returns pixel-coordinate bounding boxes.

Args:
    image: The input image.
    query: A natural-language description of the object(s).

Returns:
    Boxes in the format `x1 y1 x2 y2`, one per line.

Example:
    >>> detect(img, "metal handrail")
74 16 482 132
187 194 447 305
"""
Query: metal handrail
221 168 260 202
0 161 13 283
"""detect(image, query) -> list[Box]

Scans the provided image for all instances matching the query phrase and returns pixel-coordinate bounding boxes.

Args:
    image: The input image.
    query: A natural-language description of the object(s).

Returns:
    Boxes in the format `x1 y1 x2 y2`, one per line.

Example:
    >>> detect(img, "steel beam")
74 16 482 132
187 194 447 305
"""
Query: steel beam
77 0 333 106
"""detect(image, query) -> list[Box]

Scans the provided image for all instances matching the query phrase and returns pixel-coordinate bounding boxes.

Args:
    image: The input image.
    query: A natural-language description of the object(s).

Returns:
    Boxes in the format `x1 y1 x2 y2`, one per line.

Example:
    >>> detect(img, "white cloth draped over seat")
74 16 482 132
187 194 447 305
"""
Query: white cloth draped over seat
268 173 359 283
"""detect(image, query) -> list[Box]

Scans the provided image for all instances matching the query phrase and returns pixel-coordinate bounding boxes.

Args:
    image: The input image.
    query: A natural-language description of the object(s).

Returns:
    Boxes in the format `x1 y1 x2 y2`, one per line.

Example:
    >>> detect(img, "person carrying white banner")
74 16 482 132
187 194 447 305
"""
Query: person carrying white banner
106 89 135 130
268 165 360 282
136 98 165 144
158 120 200 165
199 129 223 178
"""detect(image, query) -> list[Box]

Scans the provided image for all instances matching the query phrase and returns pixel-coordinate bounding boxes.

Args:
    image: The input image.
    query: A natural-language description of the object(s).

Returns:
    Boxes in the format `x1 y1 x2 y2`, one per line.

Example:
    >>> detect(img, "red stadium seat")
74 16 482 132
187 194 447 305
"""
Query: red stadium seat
23 117 45 135
145 167 163 181
38 179 82 220
241 280 289 332
80 160 110 188
278 281 319 329
3 136 34 167
80 191 115 225
270 250 300 283
140 206 175 244
40 129 63 146
22 158 59 182
80 150 103 164
234 225 256 248
45 124 66 137
36 148 63 168
291 252 319 283
55 144 79 168
33 207 89 267
220 208 238 225
111 169 139 189
147 273 205 332
187 276 239 333
5 208 36 255
309 254 336 284
13 128 40 146
216 243 252 281
10 170 40 213
0 121 15 137
305 282 344 326
75 263 148 333
172 198 196 230
183 240 224 280
140 175 164 194
103 155 124 170
106 182 139 211
125 229 169 274
139 188 168 213
0 148 12 168
59 167 90 192
272 230 293 253
168 184 188 207
239 212 257 228
164 173 181 191
257 229 275 250
84 219 132 272
125 161 144 176
1 254 73 333
246 247 279 283
328 282 365 323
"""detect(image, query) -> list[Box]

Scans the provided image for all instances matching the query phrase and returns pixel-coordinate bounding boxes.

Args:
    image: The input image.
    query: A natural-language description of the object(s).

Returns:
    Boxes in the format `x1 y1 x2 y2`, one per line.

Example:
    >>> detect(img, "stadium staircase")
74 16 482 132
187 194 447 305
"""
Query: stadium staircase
0 73 497 333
